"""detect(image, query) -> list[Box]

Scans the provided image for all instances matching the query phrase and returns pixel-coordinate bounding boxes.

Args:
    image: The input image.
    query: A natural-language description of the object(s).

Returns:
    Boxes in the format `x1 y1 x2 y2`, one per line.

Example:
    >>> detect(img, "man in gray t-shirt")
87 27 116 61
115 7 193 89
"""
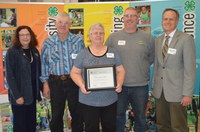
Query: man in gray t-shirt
106 7 154 132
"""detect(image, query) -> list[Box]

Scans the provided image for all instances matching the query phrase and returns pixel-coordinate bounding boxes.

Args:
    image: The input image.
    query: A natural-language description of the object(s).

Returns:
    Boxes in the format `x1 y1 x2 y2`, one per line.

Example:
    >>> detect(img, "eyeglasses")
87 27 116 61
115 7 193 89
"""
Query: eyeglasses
91 32 105 36
19 34 30 37
162 18 177 22
124 14 137 18
57 20 69 25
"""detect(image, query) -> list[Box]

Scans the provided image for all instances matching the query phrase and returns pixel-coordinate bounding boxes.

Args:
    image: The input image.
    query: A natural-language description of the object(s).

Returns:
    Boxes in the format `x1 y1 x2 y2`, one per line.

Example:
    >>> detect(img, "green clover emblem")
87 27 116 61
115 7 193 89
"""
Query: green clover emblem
48 7 58 16
114 6 123 16
184 0 195 11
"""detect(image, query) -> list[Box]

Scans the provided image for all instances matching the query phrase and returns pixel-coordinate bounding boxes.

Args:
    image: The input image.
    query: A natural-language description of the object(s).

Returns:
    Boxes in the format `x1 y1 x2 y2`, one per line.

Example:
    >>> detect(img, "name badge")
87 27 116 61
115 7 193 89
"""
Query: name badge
118 40 126 45
72 53 77 59
168 48 176 55
106 53 114 58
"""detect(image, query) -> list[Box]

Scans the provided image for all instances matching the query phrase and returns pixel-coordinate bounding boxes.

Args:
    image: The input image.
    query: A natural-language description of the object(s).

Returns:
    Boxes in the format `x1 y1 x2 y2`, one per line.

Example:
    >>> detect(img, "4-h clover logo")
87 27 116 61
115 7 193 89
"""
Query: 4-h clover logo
114 6 123 16
184 0 195 12
48 7 58 16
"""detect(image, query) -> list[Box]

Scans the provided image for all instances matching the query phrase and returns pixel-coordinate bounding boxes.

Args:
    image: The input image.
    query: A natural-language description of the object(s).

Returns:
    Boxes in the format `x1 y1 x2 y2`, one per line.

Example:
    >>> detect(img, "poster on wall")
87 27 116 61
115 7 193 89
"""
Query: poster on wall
0 0 199 131
0 8 17 28
64 3 130 46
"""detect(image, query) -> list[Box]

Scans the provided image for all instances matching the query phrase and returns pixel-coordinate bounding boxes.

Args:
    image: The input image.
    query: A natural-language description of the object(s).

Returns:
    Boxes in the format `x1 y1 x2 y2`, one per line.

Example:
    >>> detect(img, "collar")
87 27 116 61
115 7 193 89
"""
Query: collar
55 32 73 42
165 29 176 38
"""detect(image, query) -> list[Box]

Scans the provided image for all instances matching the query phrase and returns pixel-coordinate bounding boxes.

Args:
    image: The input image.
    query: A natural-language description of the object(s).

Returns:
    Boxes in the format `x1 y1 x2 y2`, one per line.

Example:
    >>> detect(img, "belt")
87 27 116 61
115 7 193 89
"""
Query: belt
50 74 70 81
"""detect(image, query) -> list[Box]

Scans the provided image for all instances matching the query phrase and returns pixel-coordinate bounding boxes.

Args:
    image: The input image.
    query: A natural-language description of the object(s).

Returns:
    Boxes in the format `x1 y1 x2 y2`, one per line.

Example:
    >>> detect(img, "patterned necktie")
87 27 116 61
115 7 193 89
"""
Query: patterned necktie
162 35 170 60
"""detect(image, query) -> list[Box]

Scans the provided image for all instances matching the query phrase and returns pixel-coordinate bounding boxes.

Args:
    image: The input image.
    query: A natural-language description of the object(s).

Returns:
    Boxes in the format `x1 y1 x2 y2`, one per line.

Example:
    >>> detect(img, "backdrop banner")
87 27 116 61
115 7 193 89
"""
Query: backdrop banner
0 1 199 131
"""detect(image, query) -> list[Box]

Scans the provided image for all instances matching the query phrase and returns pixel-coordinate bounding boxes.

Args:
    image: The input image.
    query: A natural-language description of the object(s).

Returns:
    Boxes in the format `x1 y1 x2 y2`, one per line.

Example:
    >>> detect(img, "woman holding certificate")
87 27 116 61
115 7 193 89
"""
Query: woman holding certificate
71 22 125 132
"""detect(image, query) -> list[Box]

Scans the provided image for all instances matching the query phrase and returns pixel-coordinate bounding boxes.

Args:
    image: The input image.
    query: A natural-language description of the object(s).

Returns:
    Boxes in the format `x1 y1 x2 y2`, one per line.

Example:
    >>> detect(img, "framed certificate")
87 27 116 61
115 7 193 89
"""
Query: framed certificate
84 64 117 91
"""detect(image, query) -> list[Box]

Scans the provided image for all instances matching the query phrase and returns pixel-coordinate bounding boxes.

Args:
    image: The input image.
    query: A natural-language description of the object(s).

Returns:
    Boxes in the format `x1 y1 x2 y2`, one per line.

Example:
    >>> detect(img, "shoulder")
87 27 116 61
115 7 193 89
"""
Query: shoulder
155 33 164 42
6 47 21 60
171 30 194 45
7 46 18 54
32 47 39 53
106 30 124 44
137 29 154 42
78 48 88 55
69 33 83 43
108 30 123 38
137 29 151 36
32 48 40 56
43 34 58 47
176 30 193 39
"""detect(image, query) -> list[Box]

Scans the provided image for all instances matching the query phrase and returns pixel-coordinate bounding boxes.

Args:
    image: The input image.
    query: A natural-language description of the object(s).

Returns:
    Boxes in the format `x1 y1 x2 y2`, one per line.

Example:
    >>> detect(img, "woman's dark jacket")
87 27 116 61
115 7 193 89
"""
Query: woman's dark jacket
5 46 42 105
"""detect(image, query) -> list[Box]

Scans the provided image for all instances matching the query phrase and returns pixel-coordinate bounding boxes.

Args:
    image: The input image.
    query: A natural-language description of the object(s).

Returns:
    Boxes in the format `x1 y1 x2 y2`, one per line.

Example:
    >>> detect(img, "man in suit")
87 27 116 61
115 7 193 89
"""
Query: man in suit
152 8 196 132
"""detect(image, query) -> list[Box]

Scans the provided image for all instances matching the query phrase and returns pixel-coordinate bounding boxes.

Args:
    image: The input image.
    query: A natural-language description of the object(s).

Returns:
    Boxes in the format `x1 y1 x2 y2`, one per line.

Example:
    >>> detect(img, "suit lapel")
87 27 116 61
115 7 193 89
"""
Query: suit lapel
169 30 179 49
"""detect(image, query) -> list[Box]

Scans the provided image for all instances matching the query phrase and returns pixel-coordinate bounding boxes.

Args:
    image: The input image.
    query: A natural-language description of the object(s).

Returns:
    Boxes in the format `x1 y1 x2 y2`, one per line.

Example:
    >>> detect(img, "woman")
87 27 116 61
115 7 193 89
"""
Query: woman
5 25 42 132
71 23 125 132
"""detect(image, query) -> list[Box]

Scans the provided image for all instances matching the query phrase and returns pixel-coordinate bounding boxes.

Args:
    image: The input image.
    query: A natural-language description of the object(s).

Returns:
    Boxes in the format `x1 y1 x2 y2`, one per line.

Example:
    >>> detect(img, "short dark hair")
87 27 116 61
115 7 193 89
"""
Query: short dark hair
162 8 179 20
124 7 137 13
12 25 38 49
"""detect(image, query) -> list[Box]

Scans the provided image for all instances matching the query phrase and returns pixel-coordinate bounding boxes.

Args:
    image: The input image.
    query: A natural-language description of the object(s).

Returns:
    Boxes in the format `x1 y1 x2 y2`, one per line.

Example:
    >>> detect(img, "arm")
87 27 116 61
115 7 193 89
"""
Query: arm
115 65 125 93
148 35 155 65
181 35 196 106
151 38 160 94
40 41 51 98
43 81 50 99
5 49 24 104
105 34 113 47
71 66 91 94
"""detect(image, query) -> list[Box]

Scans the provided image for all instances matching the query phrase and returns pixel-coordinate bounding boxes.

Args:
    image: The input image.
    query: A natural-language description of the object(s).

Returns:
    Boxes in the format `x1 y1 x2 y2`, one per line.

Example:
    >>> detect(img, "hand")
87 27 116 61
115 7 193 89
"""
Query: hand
115 84 122 93
43 86 50 99
16 97 24 105
181 96 192 106
80 85 91 94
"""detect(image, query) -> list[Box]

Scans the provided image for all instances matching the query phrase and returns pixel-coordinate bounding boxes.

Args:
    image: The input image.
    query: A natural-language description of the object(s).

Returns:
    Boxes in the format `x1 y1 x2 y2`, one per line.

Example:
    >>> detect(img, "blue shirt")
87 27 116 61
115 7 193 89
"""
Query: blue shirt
40 33 84 82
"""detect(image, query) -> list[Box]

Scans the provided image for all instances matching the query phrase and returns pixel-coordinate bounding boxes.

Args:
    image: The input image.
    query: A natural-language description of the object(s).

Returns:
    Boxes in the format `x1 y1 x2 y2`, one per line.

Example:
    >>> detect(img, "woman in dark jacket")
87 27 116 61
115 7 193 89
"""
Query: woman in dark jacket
5 25 42 132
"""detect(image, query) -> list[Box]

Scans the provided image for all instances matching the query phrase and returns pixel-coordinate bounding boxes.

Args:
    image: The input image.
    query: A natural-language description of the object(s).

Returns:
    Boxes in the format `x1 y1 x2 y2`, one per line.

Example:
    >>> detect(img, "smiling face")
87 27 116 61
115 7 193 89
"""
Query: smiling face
19 29 31 49
162 10 179 34
55 12 71 36
123 8 138 31
89 27 105 45
141 6 147 14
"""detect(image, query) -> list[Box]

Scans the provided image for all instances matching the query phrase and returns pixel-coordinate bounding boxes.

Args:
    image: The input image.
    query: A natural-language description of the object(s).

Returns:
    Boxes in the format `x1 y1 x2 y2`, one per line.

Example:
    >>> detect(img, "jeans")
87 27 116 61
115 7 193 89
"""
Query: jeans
41 117 49 129
116 85 148 132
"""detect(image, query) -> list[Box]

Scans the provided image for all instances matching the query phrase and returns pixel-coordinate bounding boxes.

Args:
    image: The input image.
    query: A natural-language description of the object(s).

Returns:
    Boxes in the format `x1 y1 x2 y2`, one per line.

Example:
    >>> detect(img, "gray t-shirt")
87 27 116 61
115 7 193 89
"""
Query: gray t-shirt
106 29 155 86
74 47 122 107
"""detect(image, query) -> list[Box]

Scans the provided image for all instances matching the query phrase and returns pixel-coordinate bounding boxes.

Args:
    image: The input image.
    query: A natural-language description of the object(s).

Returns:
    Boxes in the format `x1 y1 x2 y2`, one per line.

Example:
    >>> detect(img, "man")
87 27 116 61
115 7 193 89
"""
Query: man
106 7 155 132
40 12 84 132
152 8 196 132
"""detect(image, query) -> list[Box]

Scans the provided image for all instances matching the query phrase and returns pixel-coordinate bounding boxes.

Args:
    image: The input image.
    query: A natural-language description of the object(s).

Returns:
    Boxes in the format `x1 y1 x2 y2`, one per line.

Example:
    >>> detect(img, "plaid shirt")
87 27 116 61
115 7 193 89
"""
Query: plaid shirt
40 33 84 82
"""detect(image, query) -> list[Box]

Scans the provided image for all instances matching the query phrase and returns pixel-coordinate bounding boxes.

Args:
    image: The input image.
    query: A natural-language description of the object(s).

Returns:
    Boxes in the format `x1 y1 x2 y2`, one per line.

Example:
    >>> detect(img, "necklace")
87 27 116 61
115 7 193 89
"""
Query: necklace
23 49 33 63
30 50 33 63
